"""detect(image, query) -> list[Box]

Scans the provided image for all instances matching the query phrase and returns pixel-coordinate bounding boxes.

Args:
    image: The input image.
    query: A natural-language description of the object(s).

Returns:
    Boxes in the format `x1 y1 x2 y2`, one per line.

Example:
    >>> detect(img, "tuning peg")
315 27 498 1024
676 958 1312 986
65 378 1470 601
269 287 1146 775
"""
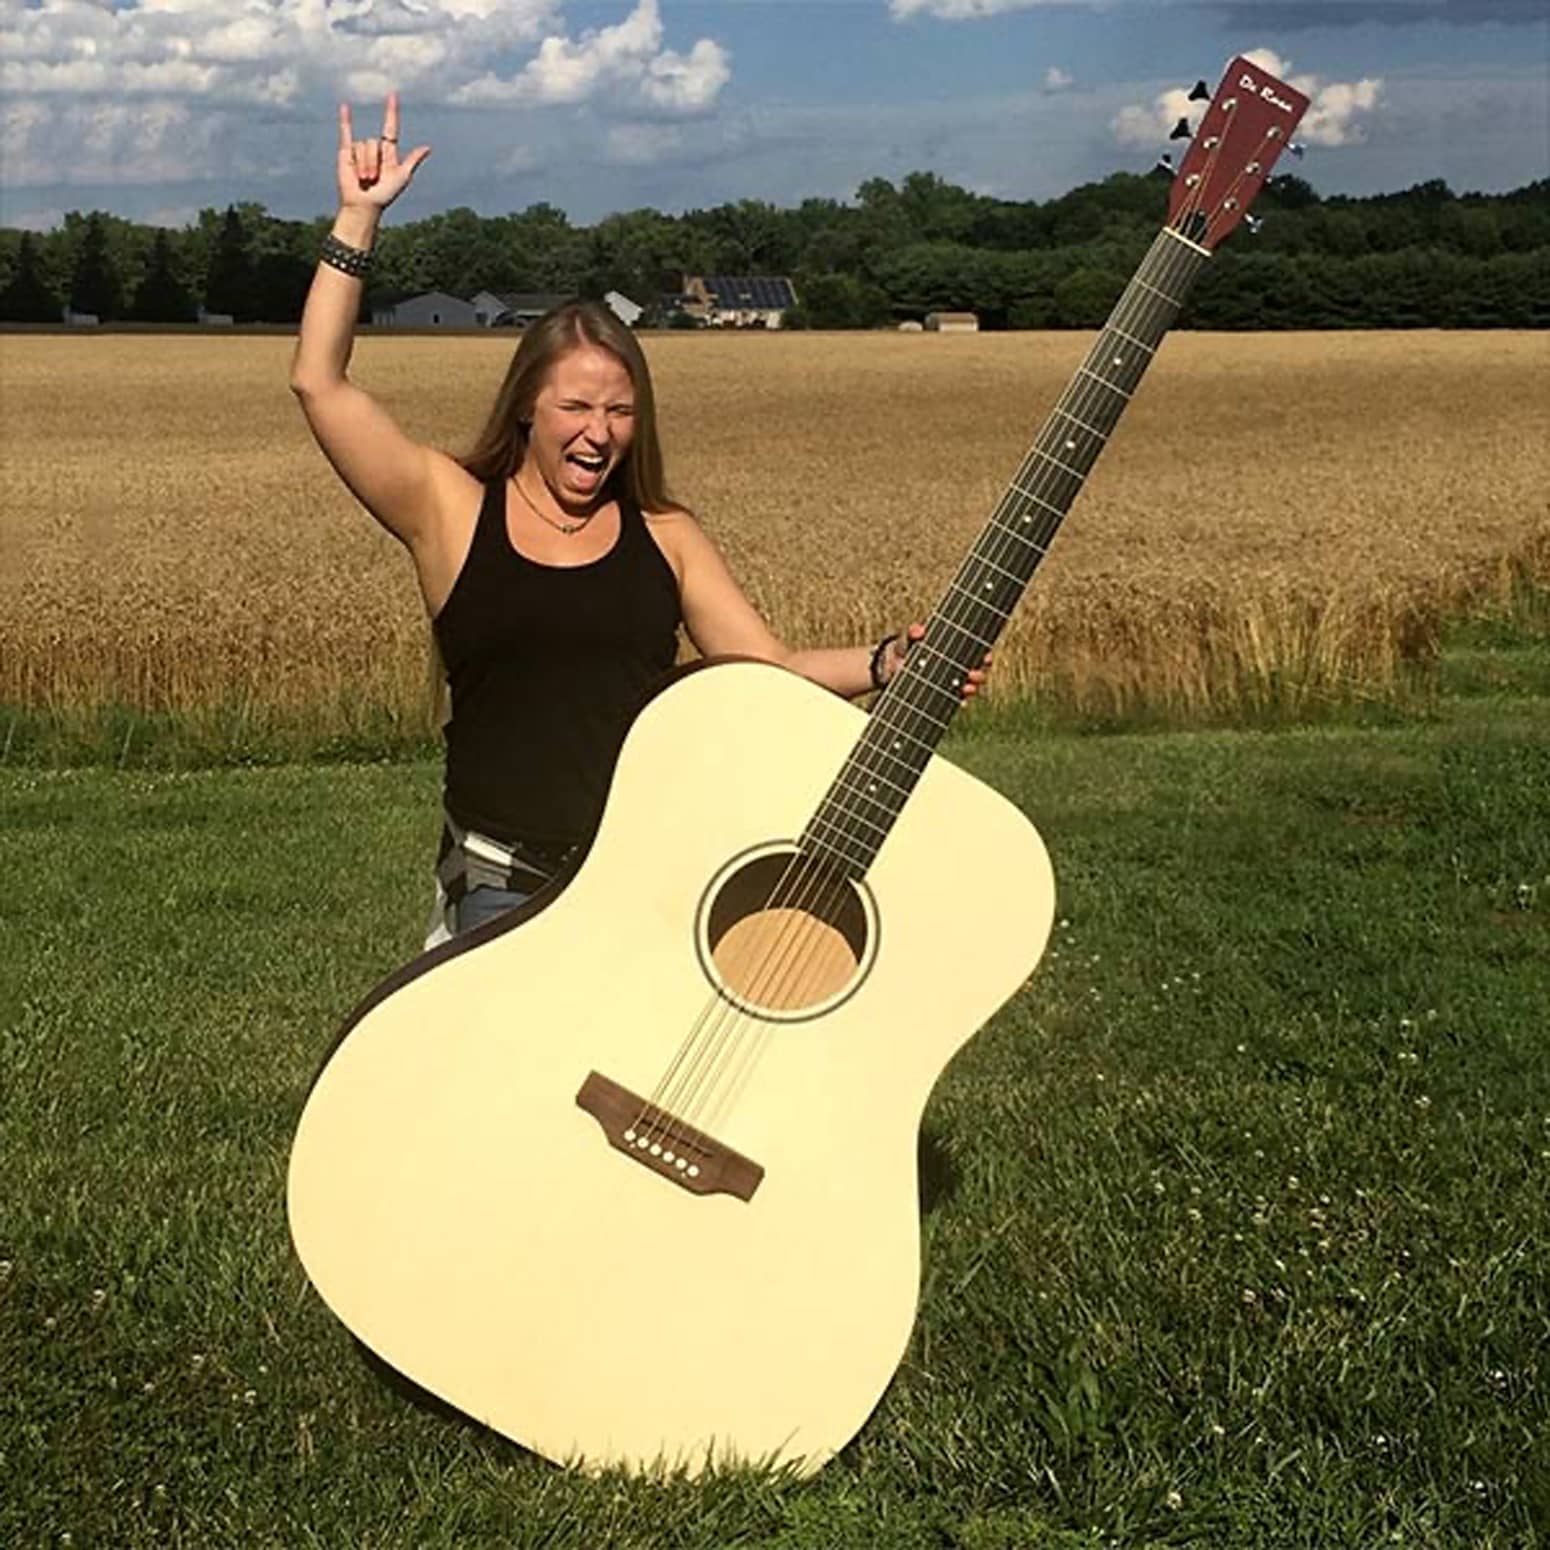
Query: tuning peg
1288 142 1306 159
1244 213 1264 235
1153 153 1176 177
1169 116 1193 141
1189 79 1210 102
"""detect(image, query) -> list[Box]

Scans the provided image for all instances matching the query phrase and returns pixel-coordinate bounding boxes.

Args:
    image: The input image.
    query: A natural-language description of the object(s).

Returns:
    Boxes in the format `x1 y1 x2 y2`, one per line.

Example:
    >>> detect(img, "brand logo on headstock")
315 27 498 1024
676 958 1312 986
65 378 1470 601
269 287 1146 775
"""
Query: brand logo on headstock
1239 72 1296 115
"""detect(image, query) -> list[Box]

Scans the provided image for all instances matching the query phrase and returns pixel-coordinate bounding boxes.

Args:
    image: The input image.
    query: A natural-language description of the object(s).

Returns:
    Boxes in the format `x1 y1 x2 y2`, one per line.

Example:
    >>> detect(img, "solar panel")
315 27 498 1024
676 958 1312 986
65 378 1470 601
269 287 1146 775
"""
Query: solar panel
703 276 795 310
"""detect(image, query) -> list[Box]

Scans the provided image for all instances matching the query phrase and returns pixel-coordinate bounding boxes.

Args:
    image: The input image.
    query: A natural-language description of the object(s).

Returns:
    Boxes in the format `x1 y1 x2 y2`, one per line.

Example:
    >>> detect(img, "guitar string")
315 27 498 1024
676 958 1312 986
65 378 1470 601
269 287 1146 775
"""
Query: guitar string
642 228 1207 1149
660 107 1294 1136
651 231 1209 1144
625 113 1281 1153
645 230 1204 1153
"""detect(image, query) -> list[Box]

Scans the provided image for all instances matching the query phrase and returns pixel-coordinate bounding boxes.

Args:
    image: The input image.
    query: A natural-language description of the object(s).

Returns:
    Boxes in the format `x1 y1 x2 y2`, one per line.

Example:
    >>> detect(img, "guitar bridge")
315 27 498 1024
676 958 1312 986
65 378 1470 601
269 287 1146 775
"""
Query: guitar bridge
576 1071 764 1201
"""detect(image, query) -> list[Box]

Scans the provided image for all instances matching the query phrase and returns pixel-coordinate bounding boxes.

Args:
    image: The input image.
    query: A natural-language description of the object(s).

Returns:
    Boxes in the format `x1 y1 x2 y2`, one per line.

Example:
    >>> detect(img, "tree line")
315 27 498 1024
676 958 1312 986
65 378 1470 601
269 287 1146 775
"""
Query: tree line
2 171 1546 330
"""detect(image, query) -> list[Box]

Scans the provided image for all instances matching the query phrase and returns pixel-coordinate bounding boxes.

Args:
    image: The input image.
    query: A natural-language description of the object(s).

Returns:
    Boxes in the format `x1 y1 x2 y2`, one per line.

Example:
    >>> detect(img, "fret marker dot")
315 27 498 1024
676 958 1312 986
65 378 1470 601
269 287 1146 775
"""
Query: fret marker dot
1065 438 1077 451
1111 355 1124 367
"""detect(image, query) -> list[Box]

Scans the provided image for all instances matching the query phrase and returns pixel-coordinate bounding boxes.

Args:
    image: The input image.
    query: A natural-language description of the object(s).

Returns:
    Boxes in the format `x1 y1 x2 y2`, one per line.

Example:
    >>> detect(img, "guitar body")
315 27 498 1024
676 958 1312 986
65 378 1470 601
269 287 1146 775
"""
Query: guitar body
289 660 1055 1476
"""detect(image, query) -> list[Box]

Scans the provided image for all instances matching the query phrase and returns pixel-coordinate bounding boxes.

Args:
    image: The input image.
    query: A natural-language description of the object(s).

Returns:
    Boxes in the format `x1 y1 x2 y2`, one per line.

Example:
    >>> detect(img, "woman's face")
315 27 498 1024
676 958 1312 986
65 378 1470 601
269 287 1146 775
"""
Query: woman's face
525 343 638 513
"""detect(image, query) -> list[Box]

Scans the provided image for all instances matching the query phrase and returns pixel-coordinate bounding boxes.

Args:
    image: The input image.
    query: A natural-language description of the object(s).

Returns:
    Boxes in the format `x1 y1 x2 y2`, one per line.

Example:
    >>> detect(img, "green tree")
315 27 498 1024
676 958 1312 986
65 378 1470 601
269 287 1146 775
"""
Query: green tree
0 231 62 321
69 211 121 319
1052 267 1127 328
128 229 196 322
204 206 254 319
785 271 890 329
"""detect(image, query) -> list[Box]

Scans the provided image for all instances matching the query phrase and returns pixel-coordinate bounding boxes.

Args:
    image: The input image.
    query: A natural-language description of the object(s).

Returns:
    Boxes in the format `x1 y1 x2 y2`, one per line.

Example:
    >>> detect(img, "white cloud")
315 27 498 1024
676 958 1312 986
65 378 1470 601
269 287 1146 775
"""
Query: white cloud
642 40 730 113
1112 48 1381 150
453 0 727 115
0 0 731 187
603 122 685 165
890 0 1084 18
1243 47 1382 147
1043 66 1072 93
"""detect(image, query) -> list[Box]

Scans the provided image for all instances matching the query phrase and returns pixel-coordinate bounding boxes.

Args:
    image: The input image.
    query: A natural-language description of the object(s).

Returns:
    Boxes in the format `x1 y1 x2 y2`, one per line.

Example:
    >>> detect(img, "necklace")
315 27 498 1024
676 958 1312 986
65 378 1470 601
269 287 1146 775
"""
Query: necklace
511 473 596 536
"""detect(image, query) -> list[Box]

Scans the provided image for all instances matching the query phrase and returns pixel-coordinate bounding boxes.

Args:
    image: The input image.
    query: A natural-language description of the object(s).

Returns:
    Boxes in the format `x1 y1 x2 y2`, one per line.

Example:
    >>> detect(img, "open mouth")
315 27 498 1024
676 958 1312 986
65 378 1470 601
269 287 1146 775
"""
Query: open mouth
567 450 608 475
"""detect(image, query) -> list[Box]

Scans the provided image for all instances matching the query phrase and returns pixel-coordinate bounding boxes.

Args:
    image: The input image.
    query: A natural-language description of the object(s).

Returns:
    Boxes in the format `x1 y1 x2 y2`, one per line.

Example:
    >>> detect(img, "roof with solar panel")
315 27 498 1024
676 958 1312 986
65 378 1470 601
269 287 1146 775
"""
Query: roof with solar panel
701 277 797 310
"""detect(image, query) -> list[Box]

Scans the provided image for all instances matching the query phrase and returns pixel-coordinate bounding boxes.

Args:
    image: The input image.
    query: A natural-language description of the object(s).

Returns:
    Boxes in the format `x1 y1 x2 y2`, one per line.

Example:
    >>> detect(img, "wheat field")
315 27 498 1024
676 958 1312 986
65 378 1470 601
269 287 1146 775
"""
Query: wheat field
2 329 1546 746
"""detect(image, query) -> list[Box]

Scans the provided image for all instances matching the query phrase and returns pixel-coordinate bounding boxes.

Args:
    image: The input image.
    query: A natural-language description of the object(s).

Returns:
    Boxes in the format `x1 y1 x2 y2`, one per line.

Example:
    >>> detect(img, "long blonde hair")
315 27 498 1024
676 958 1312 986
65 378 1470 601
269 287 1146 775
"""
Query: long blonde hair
458 300 680 515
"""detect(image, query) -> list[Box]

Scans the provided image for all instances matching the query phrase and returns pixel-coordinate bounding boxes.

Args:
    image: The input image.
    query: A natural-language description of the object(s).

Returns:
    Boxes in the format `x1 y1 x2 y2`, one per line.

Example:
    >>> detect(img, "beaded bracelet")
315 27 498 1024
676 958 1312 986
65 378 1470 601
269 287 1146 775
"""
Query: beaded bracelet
319 231 373 278
869 633 899 693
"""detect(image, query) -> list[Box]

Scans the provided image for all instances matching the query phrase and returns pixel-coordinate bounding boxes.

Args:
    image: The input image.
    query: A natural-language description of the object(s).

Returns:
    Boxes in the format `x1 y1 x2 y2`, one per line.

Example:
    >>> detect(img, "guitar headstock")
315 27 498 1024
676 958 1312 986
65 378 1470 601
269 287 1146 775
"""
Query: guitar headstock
1167 56 1311 249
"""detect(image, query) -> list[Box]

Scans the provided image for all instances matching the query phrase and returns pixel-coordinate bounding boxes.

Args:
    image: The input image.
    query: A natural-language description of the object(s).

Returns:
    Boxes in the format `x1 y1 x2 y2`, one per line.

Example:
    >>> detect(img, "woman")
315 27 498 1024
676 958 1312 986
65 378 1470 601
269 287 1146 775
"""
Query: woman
289 93 988 943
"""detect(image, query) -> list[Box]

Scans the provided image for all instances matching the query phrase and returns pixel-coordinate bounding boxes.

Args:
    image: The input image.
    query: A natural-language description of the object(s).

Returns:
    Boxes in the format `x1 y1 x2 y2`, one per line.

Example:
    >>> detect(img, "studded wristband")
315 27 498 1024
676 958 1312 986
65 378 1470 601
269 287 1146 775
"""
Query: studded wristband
869 633 899 693
319 231 373 278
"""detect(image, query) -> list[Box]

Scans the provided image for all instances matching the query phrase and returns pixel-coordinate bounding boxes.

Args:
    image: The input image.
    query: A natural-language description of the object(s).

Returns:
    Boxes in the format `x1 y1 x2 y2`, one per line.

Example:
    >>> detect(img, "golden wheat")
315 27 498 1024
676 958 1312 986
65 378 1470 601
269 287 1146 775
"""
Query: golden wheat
2 329 1546 740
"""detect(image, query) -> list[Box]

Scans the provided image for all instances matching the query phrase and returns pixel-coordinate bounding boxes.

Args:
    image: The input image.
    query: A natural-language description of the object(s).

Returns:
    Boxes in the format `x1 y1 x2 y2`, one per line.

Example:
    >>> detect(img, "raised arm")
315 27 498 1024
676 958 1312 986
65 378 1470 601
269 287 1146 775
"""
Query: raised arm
289 93 444 552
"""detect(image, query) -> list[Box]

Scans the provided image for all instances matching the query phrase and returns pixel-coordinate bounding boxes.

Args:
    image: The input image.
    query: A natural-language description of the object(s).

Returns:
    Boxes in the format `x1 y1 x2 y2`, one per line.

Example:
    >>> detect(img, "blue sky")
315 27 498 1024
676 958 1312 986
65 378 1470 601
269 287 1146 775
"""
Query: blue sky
1 0 1545 231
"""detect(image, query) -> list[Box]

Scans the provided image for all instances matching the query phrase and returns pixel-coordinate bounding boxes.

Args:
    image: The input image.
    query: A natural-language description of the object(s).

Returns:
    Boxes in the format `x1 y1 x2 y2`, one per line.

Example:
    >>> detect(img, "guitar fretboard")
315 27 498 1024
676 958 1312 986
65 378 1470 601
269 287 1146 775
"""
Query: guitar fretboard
800 226 1212 878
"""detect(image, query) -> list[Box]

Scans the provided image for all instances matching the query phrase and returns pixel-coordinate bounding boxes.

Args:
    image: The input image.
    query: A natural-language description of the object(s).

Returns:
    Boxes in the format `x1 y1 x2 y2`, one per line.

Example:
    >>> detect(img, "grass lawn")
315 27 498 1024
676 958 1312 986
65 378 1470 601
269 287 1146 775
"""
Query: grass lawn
2 635 1546 1547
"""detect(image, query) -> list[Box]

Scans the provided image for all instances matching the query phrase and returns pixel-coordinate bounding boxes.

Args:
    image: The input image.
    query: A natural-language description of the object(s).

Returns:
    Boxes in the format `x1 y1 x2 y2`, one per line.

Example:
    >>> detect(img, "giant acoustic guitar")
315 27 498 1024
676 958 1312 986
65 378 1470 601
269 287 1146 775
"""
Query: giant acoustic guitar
289 59 1308 1477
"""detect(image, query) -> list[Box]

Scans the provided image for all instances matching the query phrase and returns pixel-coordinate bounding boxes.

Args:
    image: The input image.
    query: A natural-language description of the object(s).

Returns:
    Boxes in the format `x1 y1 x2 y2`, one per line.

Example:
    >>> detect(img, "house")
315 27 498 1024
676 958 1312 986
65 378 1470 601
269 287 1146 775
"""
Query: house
196 306 233 326
62 308 99 326
371 290 478 328
681 275 797 329
470 291 570 328
925 311 979 333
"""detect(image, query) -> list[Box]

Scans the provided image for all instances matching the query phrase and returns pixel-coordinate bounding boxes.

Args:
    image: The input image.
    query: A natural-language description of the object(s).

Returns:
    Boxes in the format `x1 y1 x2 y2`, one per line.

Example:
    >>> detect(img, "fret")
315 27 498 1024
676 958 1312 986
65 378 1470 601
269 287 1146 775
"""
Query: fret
927 612 996 655
865 718 939 762
812 799 892 843
799 818 874 868
962 549 1027 587
892 667 962 707
874 689 953 735
1075 366 1131 400
990 515 1052 556
804 819 883 878
1104 323 1155 356
1050 406 1108 441
804 839 871 879
1006 480 1064 518
1029 446 1087 482
1131 275 1184 310
836 762 914 804
946 575 1014 617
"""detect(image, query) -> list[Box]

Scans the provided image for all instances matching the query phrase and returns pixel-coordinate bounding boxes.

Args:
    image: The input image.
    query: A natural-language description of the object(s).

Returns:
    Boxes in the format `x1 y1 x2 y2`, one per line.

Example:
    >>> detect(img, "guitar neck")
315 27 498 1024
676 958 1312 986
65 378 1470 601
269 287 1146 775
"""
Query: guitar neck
801 225 1213 879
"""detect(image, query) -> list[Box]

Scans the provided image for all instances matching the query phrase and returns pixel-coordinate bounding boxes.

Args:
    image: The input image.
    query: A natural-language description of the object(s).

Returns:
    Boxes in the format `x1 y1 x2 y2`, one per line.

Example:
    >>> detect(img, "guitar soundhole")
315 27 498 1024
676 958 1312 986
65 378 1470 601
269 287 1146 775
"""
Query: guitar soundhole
699 845 875 1021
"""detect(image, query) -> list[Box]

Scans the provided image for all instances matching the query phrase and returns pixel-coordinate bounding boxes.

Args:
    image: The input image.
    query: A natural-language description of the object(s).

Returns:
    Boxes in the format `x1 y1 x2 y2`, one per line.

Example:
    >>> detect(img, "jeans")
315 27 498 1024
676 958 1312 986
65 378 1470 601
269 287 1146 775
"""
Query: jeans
454 883 535 936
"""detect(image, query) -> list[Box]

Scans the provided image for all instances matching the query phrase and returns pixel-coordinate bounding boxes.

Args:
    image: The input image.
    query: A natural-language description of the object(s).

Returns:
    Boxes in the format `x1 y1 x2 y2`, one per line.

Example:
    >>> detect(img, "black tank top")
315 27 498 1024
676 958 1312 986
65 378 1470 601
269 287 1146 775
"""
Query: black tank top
433 477 681 854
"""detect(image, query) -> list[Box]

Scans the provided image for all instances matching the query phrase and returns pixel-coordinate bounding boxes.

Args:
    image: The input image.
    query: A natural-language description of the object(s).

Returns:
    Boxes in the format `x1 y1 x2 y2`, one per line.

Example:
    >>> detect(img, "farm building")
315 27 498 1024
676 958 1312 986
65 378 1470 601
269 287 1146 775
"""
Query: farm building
681 275 797 329
371 290 477 328
374 290 645 329
925 311 979 332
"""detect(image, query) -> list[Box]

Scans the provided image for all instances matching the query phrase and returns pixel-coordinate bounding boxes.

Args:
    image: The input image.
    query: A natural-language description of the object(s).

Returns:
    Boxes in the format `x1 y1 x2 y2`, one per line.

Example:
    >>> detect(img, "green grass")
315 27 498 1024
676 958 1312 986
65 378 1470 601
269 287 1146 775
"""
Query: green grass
2 652 1547 1546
